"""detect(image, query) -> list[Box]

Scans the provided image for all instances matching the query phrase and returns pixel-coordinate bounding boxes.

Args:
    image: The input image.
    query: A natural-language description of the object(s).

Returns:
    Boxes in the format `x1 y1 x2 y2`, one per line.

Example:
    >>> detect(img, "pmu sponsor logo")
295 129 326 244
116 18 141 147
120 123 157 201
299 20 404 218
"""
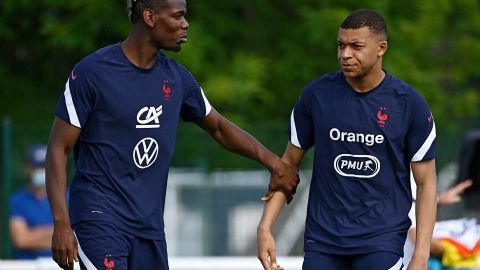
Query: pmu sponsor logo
136 106 162 129
133 137 159 169
334 154 380 178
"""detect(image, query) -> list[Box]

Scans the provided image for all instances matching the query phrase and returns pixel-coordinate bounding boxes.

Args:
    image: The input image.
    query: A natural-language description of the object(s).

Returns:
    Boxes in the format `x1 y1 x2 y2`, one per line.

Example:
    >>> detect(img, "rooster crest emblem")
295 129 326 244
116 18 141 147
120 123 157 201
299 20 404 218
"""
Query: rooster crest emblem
104 254 115 270
377 107 388 127
162 80 171 100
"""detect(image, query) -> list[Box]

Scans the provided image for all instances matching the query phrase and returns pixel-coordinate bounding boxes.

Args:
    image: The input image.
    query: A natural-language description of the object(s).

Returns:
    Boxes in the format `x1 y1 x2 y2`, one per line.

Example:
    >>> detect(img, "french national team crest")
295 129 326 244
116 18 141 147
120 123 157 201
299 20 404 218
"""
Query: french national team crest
162 80 171 101
104 254 115 270
377 107 388 127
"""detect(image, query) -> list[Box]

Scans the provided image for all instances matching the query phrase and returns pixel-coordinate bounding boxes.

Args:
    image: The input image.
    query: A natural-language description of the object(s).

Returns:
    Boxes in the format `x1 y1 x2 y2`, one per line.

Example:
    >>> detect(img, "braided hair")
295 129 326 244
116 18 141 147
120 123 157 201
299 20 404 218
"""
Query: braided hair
126 0 167 24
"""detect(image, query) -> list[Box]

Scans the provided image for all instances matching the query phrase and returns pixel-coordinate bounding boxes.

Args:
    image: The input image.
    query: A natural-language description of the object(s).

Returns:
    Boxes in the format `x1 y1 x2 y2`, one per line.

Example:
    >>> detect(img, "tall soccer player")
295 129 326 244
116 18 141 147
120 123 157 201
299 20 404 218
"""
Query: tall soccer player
45 0 299 269
257 9 437 270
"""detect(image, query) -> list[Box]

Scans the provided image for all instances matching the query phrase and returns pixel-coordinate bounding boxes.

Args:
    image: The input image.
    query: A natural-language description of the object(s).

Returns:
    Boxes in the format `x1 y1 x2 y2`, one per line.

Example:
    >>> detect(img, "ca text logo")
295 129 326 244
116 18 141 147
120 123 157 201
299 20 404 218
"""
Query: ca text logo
133 138 159 169
136 106 162 129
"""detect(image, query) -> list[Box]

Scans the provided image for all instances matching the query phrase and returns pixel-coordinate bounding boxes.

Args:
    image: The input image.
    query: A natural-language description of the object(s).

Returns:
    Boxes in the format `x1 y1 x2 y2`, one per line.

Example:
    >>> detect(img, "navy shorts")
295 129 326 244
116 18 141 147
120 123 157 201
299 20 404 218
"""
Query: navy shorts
302 251 403 270
73 221 169 270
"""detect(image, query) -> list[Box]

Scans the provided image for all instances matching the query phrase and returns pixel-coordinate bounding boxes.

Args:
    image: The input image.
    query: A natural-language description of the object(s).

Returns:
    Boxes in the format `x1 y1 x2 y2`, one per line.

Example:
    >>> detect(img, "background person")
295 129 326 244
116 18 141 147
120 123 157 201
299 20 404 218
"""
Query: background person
9 144 53 259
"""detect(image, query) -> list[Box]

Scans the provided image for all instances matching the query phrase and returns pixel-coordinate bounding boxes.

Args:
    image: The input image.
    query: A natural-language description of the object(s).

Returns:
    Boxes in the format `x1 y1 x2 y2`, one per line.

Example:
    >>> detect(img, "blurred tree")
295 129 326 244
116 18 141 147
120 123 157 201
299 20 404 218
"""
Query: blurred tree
0 0 128 124
0 0 478 168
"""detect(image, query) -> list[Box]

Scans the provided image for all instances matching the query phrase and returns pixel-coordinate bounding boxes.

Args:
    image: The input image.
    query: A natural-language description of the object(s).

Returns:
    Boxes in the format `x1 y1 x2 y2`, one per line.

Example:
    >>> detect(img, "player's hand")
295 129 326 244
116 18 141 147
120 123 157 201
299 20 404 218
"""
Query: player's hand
257 226 283 270
263 158 299 203
52 222 78 270
437 179 473 205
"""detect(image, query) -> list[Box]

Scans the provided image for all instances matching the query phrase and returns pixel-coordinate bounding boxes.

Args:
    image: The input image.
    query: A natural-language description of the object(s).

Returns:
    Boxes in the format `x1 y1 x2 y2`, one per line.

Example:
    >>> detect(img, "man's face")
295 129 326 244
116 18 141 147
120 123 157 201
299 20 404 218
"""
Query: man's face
27 165 46 189
337 27 387 79
151 0 189 52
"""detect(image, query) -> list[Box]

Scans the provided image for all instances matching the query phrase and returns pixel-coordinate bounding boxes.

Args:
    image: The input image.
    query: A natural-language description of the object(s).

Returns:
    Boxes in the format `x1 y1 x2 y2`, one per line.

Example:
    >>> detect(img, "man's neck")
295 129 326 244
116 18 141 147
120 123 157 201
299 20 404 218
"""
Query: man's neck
122 29 159 69
346 68 386 93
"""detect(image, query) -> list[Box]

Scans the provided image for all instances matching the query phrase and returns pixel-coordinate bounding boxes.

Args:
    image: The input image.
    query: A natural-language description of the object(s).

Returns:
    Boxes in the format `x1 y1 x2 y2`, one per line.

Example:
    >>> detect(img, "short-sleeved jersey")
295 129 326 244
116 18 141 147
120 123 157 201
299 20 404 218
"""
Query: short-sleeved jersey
289 71 436 256
55 43 211 240
10 188 53 259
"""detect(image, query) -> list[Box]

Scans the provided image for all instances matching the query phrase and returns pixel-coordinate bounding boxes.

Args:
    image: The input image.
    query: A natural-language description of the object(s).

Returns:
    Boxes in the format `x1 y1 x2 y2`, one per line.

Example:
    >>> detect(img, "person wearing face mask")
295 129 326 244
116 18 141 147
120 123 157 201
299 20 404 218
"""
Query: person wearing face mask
9 144 54 259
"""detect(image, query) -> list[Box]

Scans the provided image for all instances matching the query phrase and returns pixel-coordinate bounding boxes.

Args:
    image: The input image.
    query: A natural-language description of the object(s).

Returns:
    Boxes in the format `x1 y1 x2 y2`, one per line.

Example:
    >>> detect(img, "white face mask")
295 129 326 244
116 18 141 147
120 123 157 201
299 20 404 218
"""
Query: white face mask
31 168 46 188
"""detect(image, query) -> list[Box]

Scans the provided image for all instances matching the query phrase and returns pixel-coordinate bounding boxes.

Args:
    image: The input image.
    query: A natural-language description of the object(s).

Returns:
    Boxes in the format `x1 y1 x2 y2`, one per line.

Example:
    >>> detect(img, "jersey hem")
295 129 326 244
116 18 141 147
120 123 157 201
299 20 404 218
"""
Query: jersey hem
304 242 404 257
70 216 166 241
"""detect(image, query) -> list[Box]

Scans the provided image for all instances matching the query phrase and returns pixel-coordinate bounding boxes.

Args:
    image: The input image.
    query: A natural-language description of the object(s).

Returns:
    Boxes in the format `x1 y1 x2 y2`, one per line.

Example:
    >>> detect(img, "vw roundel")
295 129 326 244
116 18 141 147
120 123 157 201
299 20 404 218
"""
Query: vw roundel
133 137 159 169
334 154 380 178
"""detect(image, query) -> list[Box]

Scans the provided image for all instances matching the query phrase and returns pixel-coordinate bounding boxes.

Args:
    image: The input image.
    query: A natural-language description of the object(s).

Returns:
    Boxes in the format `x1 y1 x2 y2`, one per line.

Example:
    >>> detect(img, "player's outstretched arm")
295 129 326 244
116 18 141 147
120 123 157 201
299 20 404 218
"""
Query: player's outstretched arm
437 178 473 205
257 142 306 270
46 117 80 270
409 159 437 270
196 108 299 202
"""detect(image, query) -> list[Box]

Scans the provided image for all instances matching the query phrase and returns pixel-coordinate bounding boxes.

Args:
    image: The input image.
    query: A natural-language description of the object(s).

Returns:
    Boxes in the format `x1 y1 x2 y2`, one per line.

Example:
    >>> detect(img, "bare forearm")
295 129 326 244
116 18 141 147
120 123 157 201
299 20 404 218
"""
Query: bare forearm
414 188 436 259
210 117 278 170
199 111 299 201
46 118 80 227
412 161 437 261
258 192 287 232
437 179 473 205
197 109 280 171
46 144 71 226
12 226 53 250
46 118 80 269
257 192 287 270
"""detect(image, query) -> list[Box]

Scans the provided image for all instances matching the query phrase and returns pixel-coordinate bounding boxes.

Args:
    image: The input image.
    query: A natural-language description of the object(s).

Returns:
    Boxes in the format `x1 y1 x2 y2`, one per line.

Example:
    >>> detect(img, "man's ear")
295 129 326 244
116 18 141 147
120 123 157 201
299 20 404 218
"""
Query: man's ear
143 8 156 28
378 40 388 56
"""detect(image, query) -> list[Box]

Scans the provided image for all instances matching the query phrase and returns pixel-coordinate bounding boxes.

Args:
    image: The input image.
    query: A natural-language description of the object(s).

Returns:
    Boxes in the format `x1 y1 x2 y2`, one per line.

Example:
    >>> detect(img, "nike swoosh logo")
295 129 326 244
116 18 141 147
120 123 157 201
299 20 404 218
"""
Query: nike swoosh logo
71 69 77 80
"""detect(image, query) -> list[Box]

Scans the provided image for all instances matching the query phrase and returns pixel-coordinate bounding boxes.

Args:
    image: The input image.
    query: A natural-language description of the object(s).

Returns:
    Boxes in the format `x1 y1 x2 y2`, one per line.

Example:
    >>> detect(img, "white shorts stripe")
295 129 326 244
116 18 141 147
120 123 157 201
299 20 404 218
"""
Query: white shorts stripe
412 121 436 162
290 109 301 148
64 79 81 128
388 257 403 270
74 231 98 270
200 87 212 116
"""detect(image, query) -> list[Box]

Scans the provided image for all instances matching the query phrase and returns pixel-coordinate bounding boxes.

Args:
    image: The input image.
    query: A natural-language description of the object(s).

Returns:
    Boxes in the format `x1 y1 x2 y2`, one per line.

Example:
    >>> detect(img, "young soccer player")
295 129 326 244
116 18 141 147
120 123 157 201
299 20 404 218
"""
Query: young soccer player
46 1 299 269
257 9 437 270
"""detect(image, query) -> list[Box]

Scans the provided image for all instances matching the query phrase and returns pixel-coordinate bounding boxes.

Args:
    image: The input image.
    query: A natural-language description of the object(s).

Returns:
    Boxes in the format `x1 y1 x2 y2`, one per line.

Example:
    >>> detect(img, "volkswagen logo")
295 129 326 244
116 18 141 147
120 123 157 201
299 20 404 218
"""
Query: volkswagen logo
133 137 159 169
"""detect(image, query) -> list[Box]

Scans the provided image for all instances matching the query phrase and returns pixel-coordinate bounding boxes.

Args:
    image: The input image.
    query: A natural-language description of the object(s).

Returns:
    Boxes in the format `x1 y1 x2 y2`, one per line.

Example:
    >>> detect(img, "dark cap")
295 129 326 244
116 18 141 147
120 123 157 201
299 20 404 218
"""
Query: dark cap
27 144 47 167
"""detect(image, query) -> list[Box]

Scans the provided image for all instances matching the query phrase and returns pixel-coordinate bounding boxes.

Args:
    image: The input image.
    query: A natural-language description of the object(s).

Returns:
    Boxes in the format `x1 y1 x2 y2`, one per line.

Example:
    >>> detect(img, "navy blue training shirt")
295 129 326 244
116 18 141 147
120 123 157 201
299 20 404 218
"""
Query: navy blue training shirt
55 43 211 239
289 71 436 256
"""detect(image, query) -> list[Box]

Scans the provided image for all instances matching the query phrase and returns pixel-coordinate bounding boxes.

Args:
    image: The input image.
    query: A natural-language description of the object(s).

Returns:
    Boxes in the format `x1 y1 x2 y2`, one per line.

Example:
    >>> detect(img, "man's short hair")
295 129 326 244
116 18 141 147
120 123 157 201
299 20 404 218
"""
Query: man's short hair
340 9 388 40
126 0 167 24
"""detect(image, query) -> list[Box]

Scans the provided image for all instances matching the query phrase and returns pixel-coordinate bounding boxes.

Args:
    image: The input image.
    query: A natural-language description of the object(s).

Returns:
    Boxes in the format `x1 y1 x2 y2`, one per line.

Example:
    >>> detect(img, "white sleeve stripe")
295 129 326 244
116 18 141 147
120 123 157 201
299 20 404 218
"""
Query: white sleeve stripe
411 121 436 162
63 79 81 128
290 109 301 148
200 87 212 116
74 231 98 270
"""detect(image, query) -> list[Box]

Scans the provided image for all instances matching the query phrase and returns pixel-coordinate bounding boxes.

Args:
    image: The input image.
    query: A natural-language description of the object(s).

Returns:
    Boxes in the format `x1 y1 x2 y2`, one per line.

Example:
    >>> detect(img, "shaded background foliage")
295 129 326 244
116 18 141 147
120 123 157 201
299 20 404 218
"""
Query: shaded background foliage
0 0 479 170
